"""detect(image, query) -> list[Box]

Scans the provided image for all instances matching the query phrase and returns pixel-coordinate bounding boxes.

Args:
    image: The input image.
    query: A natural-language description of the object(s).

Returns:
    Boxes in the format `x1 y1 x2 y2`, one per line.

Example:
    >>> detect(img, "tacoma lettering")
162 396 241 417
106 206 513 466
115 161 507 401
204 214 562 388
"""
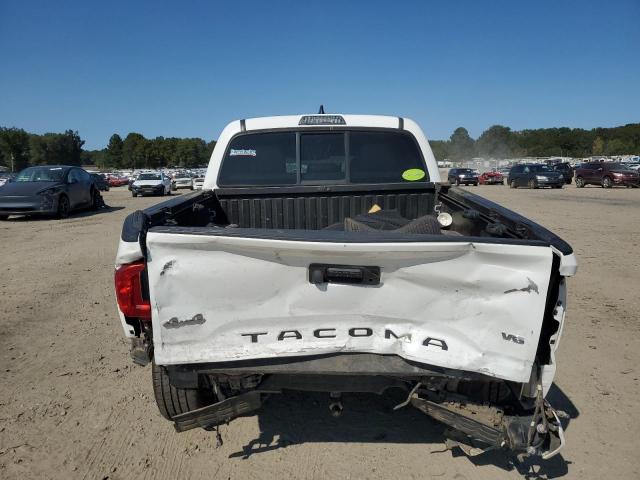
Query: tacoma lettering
240 328 448 350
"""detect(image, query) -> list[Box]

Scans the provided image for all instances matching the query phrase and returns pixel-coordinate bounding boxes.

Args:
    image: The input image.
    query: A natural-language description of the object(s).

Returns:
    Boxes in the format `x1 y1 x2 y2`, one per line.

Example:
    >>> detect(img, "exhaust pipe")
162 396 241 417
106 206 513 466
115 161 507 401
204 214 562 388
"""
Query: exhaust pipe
329 392 343 417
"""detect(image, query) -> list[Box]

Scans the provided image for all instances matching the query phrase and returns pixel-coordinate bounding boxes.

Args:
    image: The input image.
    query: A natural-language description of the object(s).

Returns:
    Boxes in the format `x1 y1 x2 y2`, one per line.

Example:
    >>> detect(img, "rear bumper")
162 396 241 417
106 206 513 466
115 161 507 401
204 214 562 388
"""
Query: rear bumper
163 352 490 384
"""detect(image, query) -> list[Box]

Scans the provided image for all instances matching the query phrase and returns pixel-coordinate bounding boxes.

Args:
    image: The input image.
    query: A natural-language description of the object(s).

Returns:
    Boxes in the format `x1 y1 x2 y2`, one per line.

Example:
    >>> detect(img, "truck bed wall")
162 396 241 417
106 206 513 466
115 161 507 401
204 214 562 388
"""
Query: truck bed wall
215 188 437 229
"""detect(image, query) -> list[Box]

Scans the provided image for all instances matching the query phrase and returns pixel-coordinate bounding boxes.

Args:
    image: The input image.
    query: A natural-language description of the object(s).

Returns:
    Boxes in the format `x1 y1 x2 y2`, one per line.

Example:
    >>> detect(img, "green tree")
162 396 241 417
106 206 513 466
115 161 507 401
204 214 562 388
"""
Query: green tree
105 134 124 168
448 127 475 160
429 140 449 162
476 125 517 159
122 133 145 169
0 127 30 171
592 136 605 155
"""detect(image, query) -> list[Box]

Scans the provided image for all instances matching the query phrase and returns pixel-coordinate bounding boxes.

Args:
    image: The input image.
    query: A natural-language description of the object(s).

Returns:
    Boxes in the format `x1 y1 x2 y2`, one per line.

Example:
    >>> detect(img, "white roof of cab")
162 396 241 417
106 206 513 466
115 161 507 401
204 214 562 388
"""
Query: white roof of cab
204 114 441 188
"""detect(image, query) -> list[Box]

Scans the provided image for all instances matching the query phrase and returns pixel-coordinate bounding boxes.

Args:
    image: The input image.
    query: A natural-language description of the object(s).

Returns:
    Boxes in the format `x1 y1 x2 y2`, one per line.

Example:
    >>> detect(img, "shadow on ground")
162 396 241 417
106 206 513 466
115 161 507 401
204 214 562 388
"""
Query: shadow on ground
227 383 579 479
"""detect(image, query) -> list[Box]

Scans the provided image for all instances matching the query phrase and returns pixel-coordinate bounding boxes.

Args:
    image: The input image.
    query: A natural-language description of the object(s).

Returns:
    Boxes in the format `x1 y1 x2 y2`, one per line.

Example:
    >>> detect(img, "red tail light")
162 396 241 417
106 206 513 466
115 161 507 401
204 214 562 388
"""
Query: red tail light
115 261 151 320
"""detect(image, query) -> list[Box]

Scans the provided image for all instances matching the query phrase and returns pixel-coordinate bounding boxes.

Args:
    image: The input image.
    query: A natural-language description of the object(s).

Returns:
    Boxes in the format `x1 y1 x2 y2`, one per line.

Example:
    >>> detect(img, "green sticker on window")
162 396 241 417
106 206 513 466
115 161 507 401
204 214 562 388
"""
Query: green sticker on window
402 168 426 181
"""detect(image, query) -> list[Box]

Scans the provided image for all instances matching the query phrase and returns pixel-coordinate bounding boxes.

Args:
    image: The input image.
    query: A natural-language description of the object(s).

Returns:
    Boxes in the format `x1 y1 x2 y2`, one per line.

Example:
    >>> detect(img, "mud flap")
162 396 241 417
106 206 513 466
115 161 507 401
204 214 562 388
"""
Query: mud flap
172 391 262 432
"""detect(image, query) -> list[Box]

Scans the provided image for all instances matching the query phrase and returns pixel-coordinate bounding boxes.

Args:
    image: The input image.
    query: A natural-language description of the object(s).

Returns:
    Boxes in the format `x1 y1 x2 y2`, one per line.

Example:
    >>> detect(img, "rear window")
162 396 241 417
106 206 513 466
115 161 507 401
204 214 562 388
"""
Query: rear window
218 130 427 186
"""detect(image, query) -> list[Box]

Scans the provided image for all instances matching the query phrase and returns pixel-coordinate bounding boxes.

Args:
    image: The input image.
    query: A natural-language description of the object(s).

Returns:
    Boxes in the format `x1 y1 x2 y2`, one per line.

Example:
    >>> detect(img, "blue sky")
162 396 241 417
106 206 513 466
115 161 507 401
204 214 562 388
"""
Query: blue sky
1 0 639 149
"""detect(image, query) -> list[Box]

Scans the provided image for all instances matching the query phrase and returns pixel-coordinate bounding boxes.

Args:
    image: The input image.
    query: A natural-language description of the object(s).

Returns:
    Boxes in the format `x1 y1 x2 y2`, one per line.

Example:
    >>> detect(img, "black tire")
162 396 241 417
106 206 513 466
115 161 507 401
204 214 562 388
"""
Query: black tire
575 177 584 188
0 215 8 221
602 176 612 188
528 179 538 189
152 361 212 420
473 182 478 186
57 195 70 219
90 189 100 210
510 179 517 189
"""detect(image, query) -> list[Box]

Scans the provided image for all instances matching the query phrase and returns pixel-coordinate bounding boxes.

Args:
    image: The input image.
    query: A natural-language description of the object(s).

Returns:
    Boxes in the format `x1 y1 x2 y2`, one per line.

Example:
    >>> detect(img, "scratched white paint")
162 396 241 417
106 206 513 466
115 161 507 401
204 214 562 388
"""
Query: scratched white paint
144 232 565 383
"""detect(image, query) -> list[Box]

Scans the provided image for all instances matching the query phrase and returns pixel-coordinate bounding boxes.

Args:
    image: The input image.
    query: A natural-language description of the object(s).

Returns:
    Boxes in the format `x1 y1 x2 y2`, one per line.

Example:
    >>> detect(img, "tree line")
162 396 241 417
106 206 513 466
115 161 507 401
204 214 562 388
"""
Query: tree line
430 123 640 162
2 123 639 172
83 133 216 170
0 128 215 172
0 128 84 172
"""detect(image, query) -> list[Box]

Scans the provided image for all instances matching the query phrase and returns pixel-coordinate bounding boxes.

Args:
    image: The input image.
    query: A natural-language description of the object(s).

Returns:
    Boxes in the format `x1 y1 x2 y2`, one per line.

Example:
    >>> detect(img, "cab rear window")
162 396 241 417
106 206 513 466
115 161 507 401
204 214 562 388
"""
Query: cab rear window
218 130 427 186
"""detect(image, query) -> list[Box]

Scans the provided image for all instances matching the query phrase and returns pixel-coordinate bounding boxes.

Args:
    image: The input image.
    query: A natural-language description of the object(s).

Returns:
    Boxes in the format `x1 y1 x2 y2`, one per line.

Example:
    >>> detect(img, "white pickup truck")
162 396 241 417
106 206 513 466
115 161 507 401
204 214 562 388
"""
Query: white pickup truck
115 113 576 458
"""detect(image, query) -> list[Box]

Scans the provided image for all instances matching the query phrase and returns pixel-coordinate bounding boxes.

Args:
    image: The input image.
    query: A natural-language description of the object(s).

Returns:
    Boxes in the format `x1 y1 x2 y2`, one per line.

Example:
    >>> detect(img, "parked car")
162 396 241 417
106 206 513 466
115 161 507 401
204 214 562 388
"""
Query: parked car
478 171 504 185
548 162 574 184
447 168 479 186
507 164 564 189
106 174 127 187
0 165 99 219
173 172 194 190
114 113 575 460
91 173 110 191
192 177 205 190
131 172 173 197
575 162 640 188
0 172 16 187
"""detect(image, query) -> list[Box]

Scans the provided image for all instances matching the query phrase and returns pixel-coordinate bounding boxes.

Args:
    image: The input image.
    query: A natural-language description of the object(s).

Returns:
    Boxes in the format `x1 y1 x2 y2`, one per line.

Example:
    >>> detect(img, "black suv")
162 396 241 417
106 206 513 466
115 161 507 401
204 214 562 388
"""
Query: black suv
447 168 479 186
508 164 564 189
547 162 574 184
91 173 110 191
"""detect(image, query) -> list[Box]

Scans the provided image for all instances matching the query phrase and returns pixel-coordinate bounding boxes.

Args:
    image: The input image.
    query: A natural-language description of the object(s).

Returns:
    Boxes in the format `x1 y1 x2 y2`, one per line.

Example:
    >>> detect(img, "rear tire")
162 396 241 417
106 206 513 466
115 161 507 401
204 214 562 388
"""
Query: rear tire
602 176 612 188
528 179 538 189
575 177 585 188
90 189 100 210
152 361 213 420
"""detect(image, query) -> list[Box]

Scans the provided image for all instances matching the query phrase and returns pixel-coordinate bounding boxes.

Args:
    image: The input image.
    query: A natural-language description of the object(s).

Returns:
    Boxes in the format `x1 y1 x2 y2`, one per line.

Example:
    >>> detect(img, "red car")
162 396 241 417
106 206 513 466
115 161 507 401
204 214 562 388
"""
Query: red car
107 174 129 187
478 171 504 185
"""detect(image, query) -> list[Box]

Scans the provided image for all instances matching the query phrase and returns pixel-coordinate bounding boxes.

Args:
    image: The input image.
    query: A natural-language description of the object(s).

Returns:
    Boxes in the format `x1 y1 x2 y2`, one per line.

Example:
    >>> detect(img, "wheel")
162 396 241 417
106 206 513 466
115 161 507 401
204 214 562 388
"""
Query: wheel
152 361 214 420
473 182 478 186
510 180 517 188
575 177 585 188
528 179 538 189
90 189 100 210
0 215 8 221
57 195 70 219
455 179 460 186
602 176 612 188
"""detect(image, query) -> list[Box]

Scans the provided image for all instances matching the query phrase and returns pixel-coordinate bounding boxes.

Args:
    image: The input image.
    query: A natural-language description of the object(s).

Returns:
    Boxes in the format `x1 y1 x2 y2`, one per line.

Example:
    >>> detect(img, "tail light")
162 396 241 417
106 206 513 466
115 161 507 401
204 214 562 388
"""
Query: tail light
115 261 151 320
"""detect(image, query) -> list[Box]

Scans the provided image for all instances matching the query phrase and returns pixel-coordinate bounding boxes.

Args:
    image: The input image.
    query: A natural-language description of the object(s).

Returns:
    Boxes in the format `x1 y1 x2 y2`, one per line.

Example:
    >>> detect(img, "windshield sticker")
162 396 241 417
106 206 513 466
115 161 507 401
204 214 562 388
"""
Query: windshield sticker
230 149 257 157
402 168 425 181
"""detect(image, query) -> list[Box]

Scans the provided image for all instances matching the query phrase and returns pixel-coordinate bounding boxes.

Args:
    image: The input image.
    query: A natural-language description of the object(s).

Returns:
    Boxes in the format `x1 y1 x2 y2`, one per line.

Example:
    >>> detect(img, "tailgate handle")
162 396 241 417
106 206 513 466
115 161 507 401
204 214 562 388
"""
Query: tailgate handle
309 264 380 286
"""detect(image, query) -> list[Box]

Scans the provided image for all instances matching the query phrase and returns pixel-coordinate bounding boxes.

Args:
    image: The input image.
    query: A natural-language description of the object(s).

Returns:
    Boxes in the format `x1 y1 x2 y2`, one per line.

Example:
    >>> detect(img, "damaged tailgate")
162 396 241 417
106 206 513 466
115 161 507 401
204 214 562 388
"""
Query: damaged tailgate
146 230 555 383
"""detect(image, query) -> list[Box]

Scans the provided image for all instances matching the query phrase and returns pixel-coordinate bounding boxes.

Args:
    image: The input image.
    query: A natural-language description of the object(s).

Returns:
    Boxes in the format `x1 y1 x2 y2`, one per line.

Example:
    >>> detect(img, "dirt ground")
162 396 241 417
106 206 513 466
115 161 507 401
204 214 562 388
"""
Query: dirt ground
1 183 639 480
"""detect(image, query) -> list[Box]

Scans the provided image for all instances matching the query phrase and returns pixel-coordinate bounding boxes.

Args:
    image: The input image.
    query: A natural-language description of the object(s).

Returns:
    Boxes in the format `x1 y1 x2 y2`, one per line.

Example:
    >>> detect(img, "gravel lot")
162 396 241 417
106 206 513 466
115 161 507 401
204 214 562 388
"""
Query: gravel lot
1 184 639 479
